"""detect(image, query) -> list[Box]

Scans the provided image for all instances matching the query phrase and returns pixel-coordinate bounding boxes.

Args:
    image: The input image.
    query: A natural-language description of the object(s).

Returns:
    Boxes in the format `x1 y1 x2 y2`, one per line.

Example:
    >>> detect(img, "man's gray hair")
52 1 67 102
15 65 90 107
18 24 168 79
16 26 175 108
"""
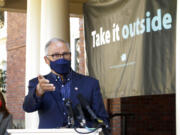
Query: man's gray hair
45 38 70 55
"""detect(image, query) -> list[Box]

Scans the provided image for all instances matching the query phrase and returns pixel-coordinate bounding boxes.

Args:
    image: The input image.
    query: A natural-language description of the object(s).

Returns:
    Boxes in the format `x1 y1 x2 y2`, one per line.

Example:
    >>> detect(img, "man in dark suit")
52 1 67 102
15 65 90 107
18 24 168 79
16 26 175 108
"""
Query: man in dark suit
23 38 109 129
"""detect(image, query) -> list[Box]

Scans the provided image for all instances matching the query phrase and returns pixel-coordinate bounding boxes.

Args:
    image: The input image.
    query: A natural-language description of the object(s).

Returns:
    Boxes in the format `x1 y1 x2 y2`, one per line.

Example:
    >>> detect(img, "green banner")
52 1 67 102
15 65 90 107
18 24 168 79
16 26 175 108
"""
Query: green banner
84 0 176 98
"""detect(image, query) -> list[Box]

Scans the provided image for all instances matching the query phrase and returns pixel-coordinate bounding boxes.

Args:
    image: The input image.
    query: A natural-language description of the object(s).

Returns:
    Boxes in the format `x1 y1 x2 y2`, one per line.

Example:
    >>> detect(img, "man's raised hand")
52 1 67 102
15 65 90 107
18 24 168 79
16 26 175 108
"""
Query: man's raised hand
36 75 55 97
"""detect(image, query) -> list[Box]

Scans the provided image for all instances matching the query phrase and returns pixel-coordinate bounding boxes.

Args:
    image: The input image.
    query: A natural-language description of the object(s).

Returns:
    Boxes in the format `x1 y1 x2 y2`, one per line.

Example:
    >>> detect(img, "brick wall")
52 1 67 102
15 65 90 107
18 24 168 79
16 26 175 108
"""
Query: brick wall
107 98 122 135
78 17 85 74
107 94 175 135
6 12 26 128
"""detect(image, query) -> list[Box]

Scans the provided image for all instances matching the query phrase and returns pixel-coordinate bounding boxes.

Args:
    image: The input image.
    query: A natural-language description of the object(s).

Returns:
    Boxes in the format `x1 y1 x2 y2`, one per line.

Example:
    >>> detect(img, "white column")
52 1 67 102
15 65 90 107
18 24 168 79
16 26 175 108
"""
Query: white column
70 17 80 71
26 0 41 129
177 0 180 134
40 0 70 75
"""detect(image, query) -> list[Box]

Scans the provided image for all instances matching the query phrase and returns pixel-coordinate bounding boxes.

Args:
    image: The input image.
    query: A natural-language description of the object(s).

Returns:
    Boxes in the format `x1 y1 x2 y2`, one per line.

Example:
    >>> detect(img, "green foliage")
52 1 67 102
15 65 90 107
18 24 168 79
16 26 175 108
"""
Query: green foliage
0 69 6 93
0 11 4 29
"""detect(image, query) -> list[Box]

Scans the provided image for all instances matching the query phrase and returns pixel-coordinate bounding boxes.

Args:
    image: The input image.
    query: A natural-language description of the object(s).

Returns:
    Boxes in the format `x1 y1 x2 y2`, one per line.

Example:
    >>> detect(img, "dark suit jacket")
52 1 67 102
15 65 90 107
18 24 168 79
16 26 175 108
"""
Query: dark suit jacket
23 71 109 128
0 113 13 135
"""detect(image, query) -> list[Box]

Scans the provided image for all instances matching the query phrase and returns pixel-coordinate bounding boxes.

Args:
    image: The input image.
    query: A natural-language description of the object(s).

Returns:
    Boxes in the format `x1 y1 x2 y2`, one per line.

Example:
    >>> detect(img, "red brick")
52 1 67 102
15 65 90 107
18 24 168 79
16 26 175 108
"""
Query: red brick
78 18 85 74
6 12 26 121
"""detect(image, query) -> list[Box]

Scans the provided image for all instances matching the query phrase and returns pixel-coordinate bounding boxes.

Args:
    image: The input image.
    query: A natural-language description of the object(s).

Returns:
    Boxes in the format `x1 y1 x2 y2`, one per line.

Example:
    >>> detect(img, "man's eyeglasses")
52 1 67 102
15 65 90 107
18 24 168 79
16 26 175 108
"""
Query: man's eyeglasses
47 52 71 60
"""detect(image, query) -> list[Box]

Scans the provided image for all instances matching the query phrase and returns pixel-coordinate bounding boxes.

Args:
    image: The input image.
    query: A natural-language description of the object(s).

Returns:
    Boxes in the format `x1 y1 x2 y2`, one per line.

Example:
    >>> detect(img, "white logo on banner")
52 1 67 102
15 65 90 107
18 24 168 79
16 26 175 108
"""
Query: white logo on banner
121 53 127 62
109 53 136 69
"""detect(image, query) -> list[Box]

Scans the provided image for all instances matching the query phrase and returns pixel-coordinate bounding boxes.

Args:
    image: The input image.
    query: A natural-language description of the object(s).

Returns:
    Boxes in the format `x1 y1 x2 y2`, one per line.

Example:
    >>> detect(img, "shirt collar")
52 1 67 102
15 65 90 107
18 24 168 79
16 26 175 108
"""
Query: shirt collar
50 69 73 83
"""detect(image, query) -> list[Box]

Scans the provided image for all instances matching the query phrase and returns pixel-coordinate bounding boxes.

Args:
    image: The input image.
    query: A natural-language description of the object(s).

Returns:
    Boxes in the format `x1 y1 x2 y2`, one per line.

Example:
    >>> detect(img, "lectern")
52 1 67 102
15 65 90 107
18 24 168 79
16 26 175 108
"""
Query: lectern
7 128 101 135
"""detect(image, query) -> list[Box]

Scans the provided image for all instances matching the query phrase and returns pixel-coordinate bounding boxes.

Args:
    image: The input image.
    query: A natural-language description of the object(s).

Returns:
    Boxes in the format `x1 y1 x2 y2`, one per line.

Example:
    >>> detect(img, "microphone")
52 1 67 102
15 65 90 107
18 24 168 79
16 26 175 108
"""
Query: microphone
77 94 112 135
75 104 86 127
64 99 75 128
77 94 99 122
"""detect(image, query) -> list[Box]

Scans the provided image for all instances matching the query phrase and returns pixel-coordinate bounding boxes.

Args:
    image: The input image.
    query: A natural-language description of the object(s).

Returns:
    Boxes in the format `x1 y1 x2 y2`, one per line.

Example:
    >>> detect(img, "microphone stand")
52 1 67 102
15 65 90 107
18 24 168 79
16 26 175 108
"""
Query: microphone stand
64 99 75 128
66 115 74 128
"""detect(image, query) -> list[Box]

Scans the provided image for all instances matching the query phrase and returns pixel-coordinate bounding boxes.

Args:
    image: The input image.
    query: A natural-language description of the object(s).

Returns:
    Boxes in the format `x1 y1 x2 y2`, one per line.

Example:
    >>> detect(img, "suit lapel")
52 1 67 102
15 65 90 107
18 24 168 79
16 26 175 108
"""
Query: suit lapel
70 71 82 107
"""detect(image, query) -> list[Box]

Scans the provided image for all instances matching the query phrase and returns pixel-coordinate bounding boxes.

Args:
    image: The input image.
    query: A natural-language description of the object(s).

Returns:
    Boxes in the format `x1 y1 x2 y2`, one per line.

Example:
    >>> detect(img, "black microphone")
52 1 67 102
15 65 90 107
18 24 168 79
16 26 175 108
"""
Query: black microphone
64 99 75 128
77 94 112 135
75 104 86 127
77 94 99 122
